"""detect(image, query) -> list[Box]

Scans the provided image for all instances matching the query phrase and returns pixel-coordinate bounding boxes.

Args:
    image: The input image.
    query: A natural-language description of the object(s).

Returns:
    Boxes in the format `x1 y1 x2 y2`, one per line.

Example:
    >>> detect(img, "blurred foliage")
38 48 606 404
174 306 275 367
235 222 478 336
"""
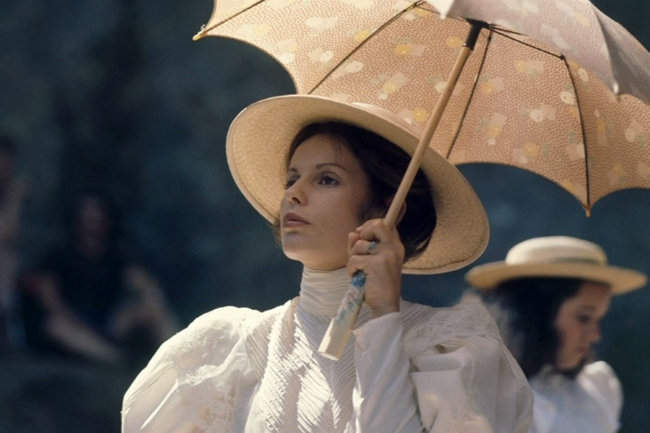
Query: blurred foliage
0 0 648 432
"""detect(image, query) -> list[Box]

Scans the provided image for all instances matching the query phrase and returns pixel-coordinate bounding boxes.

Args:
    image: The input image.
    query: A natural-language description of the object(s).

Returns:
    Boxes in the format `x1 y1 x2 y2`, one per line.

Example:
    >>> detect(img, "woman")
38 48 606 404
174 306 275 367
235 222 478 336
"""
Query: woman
467 236 647 433
21 189 178 367
122 95 532 432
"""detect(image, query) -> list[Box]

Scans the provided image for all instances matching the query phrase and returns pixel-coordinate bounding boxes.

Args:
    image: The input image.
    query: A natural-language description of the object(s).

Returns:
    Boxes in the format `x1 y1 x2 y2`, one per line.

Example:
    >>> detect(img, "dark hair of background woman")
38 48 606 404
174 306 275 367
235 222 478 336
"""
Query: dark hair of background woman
478 277 586 379
273 121 436 263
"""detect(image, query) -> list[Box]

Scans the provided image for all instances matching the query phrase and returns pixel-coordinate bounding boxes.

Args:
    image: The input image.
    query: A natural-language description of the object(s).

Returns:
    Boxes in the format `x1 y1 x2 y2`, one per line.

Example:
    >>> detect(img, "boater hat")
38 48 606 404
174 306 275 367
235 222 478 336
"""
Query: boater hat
225 94 489 274
466 236 647 294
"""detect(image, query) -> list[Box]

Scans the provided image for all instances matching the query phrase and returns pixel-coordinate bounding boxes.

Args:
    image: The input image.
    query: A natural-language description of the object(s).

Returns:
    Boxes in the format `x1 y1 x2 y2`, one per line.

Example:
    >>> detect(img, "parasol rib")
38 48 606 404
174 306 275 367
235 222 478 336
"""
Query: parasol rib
562 55 592 216
492 29 565 59
442 25 493 160
443 27 567 161
310 2 430 94
193 0 266 40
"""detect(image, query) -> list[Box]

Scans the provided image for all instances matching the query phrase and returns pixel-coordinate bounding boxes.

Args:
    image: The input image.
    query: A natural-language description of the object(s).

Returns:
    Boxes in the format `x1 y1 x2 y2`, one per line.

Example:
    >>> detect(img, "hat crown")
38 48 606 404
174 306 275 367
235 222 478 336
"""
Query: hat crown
505 236 608 266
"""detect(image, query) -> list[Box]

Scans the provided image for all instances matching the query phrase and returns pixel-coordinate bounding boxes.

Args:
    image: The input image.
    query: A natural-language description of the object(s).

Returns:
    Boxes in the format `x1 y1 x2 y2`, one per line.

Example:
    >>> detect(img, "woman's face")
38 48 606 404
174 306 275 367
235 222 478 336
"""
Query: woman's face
280 133 371 270
74 197 113 246
553 281 611 370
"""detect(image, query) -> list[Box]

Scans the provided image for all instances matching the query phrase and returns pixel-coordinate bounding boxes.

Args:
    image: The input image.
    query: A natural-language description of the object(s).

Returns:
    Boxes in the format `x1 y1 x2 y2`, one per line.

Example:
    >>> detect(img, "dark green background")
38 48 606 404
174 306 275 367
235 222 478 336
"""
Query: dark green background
1 1 648 432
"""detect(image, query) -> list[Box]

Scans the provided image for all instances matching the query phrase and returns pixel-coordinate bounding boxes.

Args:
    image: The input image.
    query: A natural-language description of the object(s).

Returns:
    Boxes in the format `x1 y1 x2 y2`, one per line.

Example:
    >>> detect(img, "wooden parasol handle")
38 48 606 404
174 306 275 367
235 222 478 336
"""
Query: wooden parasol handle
318 21 483 360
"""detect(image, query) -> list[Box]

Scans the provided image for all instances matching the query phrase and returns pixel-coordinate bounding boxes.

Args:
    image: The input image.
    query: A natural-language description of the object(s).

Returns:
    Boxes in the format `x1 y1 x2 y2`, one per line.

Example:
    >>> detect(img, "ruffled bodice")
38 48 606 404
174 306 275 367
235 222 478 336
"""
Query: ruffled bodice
529 361 622 433
247 268 369 432
122 268 532 433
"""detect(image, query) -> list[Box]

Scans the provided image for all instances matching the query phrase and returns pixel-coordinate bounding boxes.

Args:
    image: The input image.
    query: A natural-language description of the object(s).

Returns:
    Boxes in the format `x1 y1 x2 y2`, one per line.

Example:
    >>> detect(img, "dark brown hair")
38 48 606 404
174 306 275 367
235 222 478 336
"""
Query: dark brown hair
478 277 590 379
274 121 436 262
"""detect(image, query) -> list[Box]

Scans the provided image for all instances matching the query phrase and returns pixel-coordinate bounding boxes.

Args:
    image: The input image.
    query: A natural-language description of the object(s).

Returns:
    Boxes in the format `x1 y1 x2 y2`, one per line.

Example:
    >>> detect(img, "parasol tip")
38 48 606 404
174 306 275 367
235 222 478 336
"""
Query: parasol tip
193 24 207 41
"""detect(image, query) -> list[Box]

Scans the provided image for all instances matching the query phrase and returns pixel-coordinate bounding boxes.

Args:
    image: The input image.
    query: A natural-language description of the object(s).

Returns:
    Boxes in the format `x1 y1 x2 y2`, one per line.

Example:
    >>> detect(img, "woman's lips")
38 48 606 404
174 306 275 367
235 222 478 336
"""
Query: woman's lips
283 212 309 227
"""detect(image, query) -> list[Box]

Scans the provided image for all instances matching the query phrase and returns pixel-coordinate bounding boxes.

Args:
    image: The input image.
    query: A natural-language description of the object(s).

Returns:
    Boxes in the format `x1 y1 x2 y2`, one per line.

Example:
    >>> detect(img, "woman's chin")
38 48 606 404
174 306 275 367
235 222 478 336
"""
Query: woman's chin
281 243 304 260
282 249 345 271
282 246 318 267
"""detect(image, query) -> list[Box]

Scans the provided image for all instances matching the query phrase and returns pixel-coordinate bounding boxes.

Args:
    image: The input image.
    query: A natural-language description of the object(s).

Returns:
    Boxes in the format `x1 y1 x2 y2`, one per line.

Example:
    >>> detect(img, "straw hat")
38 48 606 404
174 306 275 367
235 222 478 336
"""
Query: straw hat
225 94 489 274
466 236 647 294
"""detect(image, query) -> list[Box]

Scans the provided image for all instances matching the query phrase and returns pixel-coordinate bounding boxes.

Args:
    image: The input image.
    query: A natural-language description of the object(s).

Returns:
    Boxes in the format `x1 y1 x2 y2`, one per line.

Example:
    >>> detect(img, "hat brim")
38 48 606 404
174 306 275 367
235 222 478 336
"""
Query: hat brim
466 261 647 294
226 95 489 274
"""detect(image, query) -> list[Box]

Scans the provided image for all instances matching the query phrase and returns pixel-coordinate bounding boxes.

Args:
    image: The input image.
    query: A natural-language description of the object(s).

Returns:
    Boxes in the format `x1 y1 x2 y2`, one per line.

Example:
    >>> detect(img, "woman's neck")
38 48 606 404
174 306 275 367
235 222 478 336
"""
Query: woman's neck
298 267 350 315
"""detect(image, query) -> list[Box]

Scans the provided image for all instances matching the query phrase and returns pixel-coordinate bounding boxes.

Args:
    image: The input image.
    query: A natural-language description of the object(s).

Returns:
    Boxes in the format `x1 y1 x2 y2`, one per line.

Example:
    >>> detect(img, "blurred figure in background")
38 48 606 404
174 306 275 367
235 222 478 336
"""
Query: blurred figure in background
0 135 29 350
467 236 647 433
20 189 179 368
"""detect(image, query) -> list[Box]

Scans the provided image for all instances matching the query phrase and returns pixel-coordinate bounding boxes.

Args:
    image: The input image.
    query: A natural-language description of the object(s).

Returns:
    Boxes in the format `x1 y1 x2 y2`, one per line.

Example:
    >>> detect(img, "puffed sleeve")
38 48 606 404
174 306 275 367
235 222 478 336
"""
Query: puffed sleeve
404 300 533 433
121 306 260 433
579 361 622 431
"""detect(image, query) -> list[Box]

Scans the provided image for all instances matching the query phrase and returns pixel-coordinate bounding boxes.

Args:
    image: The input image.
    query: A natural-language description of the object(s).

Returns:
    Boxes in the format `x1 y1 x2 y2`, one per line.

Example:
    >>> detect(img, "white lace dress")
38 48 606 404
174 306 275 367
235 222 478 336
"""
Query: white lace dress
529 361 622 433
122 267 532 433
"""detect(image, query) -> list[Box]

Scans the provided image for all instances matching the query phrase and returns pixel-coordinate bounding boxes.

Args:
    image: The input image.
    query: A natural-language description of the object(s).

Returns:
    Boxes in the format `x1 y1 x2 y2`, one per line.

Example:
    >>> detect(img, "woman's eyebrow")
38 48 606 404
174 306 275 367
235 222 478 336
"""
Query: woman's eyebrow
287 162 349 172
315 162 348 172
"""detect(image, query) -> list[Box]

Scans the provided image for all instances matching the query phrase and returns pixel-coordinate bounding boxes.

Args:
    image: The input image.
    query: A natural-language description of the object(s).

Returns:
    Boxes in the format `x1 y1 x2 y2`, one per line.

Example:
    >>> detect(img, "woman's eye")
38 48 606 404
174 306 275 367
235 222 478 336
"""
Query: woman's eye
284 177 297 189
577 315 591 324
318 175 338 186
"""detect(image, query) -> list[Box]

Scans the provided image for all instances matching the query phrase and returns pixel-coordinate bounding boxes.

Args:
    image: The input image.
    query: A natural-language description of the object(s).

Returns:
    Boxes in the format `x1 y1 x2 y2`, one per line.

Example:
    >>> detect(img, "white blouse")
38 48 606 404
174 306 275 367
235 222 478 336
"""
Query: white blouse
122 268 532 433
529 361 622 433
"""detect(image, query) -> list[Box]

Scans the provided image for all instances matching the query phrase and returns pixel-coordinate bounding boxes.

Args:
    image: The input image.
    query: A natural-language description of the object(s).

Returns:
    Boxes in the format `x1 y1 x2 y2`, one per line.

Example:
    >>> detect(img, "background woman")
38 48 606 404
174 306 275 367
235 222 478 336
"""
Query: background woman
21 189 179 367
467 236 647 433
122 95 532 432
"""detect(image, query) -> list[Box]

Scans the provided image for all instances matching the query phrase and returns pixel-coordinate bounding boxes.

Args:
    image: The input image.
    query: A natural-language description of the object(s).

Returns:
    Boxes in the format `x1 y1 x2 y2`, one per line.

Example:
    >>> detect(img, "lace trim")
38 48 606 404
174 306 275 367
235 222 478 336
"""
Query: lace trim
164 307 259 432
404 298 501 353
167 302 295 433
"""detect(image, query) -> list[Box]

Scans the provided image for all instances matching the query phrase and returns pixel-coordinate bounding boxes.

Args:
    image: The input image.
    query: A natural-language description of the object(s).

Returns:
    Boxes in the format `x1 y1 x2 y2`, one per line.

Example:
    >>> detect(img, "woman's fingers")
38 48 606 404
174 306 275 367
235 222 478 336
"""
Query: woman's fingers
354 218 391 241
349 236 379 257
347 218 404 318
348 218 404 264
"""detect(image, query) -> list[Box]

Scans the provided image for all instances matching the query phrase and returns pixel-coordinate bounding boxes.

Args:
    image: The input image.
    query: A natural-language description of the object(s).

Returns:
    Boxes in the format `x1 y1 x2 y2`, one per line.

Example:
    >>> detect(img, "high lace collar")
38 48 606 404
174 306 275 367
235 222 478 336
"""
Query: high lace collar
298 267 351 316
